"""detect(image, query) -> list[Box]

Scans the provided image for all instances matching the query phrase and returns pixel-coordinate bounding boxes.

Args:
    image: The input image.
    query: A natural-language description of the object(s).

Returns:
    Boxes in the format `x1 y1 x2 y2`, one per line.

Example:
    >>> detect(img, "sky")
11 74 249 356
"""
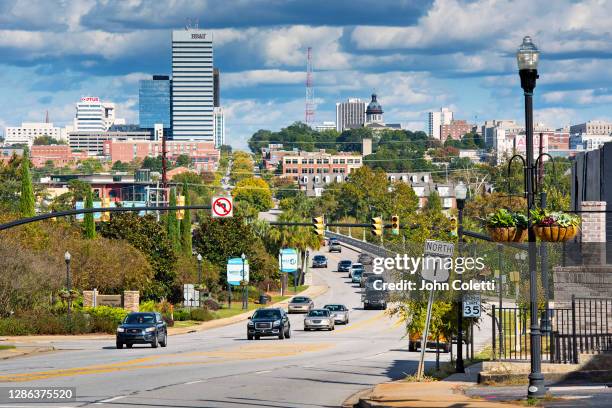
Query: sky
2 0 612 149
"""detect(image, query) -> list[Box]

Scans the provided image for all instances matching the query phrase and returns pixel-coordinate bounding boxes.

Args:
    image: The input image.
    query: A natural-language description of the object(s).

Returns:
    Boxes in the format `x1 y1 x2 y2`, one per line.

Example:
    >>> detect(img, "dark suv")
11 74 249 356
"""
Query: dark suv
312 255 328 268
116 312 167 349
247 308 291 340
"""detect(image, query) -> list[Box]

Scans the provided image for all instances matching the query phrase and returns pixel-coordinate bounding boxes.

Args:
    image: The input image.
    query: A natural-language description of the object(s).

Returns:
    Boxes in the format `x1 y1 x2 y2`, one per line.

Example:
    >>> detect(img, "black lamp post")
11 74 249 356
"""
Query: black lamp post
454 181 467 373
517 35 546 398
197 253 203 306
241 253 247 310
64 251 72 319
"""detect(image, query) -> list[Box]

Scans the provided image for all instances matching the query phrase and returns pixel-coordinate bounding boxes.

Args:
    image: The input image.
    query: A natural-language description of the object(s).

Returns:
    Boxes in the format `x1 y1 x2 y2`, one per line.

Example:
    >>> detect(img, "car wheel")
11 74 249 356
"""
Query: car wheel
247 334 253 340
160 333 167 347
286 327 291 338
255 335 260 340
278 328 285 340
408 343 417 352
304 327 310 331
151 334 159 348
116 341 123 349
126 343 133 349
383 303 388 310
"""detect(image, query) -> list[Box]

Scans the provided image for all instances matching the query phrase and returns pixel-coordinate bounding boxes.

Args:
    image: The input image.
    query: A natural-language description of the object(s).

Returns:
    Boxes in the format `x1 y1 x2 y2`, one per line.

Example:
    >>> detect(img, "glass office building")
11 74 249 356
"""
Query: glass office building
139 75 171 131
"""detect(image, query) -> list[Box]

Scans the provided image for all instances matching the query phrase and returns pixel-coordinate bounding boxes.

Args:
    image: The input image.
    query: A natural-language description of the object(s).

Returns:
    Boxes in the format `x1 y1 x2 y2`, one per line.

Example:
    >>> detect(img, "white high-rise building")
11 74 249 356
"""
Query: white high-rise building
4 122 67 147
172 29 214 141
336 98 366 132
213 107 225 148
428 107 454 139
74 97 118 132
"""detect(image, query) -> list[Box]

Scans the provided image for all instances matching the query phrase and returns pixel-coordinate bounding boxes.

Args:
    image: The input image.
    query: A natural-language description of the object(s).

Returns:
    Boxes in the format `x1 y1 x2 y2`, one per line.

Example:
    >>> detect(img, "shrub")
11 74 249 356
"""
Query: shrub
189 308 215 322
173 309 190 321
162 315 174 327
202 298 220 311
0 317 34 335
139 300 157 312
83 306 129 333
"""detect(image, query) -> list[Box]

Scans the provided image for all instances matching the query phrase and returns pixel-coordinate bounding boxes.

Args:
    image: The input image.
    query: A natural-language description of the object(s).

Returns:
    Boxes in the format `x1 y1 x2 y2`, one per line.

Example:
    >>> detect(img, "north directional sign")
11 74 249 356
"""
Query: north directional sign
279 248 299 273
421 240 455 283
212 196 233 218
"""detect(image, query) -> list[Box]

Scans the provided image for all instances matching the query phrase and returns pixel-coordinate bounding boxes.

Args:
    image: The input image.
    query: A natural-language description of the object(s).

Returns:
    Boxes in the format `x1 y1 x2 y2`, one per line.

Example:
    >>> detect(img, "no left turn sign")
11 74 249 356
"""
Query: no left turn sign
211 196 233 218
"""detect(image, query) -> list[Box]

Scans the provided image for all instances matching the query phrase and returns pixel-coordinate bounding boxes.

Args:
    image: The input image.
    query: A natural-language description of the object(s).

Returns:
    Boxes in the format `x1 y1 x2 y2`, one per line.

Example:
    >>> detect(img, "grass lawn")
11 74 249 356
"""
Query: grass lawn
0 345 16 350
172 320 202 328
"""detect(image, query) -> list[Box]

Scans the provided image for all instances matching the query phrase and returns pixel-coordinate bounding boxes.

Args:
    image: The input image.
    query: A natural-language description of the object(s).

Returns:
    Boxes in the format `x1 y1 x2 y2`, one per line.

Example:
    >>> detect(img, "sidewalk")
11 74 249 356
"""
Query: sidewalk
345 363 523 408
0 284 328 348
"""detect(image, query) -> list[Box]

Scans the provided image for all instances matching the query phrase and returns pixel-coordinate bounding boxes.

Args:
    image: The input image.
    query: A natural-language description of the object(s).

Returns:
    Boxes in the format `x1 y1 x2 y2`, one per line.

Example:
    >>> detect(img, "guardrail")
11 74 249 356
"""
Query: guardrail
325 230 396 258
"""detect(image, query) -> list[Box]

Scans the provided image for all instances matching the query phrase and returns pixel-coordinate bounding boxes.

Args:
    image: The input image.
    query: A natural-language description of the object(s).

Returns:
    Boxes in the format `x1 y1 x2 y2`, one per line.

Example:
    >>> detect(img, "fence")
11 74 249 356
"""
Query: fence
492 296 612 364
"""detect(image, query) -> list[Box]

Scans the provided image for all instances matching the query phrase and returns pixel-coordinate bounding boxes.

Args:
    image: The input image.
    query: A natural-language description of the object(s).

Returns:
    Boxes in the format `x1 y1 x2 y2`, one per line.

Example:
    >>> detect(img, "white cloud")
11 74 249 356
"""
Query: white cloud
223 70 304 88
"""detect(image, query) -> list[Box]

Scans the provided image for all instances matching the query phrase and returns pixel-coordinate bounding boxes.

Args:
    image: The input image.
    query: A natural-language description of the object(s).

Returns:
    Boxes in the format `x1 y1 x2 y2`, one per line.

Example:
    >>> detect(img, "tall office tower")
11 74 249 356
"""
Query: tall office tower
213 68 220 107
213 107 225 148
171 29 214 141
335 98 366 132
139 75 172 134
428 111 441 139
75 97 107 131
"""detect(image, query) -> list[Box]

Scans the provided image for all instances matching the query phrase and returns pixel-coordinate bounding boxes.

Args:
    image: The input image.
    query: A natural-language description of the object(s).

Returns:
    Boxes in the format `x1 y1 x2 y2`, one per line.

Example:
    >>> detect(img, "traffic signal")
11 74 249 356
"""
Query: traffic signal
312 216 325 236
177 195 185 220
100 197 111 222
371 216 383 236
391 215 400 235
449 216 457 237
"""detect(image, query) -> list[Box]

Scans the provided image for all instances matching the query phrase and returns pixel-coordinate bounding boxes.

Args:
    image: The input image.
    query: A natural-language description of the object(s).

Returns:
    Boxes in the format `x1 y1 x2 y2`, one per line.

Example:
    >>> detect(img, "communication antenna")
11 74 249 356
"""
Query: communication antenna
305 46 315 126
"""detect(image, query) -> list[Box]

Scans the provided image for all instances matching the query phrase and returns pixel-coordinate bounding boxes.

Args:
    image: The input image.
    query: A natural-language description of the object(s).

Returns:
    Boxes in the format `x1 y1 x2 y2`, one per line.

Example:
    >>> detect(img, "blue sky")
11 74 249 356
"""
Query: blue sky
2 0 612 148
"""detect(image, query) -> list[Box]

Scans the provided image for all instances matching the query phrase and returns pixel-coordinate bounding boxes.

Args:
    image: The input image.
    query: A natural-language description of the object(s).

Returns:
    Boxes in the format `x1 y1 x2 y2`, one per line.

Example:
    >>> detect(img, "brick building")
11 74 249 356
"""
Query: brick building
440 120 473 141
282 151 363 182
31 144 88 167
104 140 220 172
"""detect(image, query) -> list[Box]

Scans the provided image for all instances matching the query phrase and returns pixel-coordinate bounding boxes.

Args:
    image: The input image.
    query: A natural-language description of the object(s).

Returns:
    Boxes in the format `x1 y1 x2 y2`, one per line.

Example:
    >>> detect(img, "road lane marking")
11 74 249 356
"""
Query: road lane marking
334 311 386 333
95 396 125 404
185 380 205 385
0 342 334 382
255 370 271 374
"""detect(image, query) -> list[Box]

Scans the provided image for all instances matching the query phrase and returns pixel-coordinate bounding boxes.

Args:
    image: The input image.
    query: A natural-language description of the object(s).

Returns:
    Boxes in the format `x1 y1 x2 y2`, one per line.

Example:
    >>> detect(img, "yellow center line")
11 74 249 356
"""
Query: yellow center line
334 311 386 333
0 342 333 383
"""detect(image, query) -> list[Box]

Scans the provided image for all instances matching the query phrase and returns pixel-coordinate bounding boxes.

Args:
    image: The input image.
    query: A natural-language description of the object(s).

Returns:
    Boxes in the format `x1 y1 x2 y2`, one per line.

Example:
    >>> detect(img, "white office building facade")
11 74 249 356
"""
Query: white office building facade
4 122 67 147
172 30 214 142
428 107 453 139
335 99 366 132
74 97 118 132
213 107 225 148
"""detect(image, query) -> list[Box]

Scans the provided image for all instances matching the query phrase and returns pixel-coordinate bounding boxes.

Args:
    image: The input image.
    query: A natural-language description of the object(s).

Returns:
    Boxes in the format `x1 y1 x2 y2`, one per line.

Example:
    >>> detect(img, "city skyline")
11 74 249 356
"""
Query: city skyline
2 0 612 148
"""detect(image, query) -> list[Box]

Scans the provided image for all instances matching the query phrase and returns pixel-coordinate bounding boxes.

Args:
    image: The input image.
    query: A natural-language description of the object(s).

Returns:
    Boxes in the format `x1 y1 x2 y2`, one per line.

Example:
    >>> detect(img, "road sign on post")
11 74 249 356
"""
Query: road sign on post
416 240 455 381
212 196 233 218
463 293 481 318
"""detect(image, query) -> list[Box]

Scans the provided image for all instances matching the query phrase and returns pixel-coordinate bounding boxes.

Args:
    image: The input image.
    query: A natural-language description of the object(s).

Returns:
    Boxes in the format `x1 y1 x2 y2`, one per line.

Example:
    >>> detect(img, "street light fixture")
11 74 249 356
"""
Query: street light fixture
517 35 546 399
454 181 467 373
64 251 72 320
241 253 247 310
196 253 203 307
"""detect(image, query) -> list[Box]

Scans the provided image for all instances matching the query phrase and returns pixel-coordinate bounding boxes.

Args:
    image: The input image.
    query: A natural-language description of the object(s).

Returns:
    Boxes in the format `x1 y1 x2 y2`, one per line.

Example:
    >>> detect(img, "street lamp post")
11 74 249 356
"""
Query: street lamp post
454 181 467 373
241 253 247 310
197 253 203 306
517 35 546 398
64 251 72 319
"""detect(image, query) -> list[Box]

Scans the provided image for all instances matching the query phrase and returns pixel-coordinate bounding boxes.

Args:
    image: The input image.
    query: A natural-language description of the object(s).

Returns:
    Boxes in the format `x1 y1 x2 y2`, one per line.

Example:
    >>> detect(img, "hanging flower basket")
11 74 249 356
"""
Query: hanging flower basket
58 289 80 300
531 209 580 243
487 226 517 242
534 225 578 242
512 227 528 243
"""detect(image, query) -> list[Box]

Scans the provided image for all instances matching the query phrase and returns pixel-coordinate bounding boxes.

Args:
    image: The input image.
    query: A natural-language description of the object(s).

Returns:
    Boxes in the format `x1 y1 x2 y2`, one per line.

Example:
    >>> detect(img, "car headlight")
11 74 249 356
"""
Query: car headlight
248 321 254 327
145 327 156 332
273 320 281 327
116 327 125 333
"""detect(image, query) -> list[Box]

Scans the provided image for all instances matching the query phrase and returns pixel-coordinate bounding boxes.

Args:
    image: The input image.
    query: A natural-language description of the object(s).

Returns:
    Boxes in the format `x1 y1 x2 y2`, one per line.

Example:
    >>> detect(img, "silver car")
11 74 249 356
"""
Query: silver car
304 309 335 331
288 296 314 314
324 304 349 324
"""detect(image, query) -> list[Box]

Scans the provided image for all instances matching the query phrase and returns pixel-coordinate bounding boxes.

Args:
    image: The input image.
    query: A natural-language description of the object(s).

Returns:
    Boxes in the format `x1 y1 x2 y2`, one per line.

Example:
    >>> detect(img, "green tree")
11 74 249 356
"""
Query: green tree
167 188 180 252
83 188 96 239
112 161 129 171
176 154 191 167
426 190 442 212
19 150 35 217
232 176 273 212
33 135 66 145
181 182 192 256
78 158 103 174
98 213 178 301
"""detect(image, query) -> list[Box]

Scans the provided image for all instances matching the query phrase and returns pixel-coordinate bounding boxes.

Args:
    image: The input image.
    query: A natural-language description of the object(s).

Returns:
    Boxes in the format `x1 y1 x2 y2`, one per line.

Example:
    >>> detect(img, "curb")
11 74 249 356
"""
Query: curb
341 387 375 408
0 346 55 360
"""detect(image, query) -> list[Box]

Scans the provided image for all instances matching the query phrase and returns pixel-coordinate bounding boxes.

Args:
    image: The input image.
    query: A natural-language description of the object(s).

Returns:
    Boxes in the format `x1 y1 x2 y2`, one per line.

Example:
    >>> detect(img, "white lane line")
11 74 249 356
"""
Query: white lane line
94 395 126 404
184 380 205 385
255 370 271 374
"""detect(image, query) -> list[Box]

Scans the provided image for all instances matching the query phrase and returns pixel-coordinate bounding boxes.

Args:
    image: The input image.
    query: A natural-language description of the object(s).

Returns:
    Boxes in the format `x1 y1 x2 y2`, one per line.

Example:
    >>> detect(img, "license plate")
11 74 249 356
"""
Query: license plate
313 320 321 324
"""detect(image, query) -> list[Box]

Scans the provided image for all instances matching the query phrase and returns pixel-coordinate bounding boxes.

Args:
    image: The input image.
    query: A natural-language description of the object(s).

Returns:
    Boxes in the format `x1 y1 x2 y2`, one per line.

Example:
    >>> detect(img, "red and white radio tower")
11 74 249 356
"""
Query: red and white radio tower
305 46 315 126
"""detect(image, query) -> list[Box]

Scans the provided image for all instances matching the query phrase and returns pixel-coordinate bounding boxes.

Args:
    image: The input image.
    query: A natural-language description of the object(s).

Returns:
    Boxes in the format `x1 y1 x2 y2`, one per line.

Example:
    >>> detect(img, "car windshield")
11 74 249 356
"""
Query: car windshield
353 270 363 276
307 309 330 317
314 255 326 261
351 263 363 269
252 309 281 319
339 260 352 265
124 314 155 324
324 305 345 311
291 297 310 303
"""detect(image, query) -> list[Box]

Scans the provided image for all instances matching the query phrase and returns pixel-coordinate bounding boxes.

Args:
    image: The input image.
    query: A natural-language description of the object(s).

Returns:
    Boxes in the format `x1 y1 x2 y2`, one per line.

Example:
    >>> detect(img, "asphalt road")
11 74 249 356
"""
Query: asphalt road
0 246 451 408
